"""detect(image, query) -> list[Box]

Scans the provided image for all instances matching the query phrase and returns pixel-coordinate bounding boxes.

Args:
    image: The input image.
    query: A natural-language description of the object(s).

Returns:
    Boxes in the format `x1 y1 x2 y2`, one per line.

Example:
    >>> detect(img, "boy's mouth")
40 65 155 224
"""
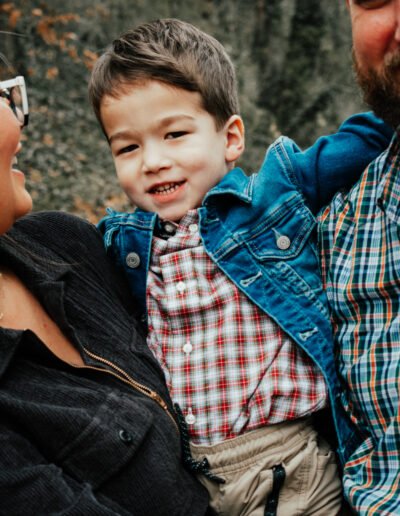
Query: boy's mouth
149 181 185 195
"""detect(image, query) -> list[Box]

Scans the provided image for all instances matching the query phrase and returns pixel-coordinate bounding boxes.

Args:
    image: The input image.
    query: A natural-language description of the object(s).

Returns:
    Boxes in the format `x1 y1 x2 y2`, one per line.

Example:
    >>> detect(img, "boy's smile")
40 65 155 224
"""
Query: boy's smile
101 80 244 222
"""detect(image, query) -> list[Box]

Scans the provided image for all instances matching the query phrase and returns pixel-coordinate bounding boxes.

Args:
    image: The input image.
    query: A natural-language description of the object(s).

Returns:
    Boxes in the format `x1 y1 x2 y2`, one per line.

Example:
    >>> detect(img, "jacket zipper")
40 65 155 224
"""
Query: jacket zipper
79 346 179 432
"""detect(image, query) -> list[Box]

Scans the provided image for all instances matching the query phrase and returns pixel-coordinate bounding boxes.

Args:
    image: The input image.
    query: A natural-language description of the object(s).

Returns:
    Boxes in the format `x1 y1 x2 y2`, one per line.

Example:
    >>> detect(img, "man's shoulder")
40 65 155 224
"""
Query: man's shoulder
319 145 391 220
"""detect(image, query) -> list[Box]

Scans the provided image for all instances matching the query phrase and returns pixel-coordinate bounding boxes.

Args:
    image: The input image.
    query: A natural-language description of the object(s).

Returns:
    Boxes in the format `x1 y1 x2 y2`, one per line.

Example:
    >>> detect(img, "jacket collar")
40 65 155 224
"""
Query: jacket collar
203 167 253 205
376 135 400 225
0 231 72 378
101 167 254 229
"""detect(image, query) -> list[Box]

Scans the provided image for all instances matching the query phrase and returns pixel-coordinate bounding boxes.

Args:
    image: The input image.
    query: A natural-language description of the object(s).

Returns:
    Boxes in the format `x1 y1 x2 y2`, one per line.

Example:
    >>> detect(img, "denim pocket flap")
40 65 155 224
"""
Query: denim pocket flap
245 196 315 261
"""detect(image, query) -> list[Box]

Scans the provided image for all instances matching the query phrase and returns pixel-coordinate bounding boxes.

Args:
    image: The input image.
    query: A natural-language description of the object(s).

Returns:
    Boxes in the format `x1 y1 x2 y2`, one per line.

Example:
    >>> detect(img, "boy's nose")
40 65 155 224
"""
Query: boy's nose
142 144 172 174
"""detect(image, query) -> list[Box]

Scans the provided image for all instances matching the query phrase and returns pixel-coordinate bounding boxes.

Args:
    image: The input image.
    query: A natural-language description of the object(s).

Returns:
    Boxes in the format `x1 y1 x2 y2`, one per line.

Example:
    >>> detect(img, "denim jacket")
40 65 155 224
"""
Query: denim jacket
99 112 392 464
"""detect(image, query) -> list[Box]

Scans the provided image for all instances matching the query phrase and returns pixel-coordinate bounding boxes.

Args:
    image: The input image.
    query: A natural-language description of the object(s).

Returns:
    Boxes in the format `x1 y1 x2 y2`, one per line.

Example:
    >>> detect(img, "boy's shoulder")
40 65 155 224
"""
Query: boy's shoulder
98 208 156 232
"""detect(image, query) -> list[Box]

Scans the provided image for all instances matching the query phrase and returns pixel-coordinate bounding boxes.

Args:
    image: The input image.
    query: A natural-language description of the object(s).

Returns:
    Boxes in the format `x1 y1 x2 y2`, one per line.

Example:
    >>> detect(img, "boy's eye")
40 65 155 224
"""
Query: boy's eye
118 144 138 155
165 131 187 140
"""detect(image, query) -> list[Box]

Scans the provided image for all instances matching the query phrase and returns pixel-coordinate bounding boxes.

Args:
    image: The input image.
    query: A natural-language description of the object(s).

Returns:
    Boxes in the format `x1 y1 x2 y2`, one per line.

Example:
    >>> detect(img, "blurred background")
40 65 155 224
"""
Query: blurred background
1 0 364 222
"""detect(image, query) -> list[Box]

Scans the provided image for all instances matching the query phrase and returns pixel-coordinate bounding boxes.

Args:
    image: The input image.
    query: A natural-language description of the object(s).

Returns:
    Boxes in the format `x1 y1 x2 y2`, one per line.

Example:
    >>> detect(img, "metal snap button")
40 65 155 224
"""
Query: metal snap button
118 429 133 444
189 223 198 233
276 235 291 250
126 252 141 268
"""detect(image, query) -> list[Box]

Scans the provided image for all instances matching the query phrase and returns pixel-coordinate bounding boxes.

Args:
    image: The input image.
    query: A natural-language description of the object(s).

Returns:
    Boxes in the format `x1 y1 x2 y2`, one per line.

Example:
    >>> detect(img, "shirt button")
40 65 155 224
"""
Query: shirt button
118 429 133 445
183 342 193 354
126 252 141 268
189 223 198 233
276 235 291 250
185 409 196 425
176 281 186 293
163 222 176 235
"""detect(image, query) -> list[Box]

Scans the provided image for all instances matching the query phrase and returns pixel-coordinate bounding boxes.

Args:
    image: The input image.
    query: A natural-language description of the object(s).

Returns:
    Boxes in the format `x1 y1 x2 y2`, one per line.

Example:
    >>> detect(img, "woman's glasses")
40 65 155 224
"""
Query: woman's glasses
0 76 29 127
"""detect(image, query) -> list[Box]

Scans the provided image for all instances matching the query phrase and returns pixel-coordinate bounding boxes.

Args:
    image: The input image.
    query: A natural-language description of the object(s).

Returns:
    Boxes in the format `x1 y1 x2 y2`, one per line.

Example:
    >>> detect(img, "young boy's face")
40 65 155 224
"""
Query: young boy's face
101 80 244 222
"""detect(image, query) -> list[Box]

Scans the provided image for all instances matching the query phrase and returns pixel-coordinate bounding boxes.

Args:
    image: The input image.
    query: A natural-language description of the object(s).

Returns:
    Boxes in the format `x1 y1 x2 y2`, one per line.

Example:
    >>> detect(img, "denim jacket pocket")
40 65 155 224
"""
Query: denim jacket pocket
241 194 328 316
244 194 316 262
57 391 154 489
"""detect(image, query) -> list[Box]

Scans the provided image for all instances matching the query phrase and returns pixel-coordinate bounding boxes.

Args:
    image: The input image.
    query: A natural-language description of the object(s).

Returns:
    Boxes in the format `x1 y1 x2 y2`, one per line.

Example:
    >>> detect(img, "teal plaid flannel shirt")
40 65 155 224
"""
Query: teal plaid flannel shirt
319 134 400 515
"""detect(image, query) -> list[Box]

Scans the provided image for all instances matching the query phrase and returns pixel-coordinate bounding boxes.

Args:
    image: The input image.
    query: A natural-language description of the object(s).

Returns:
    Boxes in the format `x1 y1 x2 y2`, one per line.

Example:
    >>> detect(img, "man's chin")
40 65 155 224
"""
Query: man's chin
354 59 400 129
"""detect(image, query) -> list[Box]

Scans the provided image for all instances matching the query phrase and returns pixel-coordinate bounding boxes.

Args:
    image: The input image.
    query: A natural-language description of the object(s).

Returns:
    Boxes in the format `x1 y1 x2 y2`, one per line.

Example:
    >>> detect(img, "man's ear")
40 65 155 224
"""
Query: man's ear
224 115 245 164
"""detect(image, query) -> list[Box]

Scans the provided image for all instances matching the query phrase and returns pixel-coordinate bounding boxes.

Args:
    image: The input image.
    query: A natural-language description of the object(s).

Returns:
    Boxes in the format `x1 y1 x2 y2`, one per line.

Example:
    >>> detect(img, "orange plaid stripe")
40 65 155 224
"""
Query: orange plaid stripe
319 136 400 515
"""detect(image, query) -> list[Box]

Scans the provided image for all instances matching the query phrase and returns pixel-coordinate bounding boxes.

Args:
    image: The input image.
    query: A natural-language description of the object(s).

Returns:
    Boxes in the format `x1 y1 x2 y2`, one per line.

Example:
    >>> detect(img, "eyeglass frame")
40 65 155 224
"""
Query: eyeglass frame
0 75 29 127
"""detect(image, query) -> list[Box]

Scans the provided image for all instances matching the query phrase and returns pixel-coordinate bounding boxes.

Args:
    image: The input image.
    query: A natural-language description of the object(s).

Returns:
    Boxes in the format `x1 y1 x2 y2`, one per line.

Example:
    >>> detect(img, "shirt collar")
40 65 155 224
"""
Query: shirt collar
0 228 73 375
0 327 25 379
376 134 400 224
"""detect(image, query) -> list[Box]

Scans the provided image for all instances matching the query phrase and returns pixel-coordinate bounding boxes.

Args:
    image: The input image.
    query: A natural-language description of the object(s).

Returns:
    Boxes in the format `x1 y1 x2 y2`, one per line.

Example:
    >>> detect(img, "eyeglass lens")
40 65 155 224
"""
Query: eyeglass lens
9 87 25 126
0 87 24 126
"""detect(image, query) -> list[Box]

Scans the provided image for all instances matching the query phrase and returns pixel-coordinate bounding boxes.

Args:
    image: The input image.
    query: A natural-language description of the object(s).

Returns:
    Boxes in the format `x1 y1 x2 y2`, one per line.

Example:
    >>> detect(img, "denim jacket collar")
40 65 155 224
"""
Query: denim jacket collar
203 167 253 206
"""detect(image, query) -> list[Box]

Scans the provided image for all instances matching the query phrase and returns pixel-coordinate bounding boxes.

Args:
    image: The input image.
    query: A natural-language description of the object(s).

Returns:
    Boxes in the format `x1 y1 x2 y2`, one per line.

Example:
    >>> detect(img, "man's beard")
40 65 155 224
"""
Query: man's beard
354 49 400 129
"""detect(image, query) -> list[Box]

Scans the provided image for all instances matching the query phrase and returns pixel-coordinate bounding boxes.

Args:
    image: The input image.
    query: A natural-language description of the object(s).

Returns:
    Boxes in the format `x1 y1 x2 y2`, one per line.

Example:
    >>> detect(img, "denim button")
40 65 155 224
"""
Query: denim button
126 252 141 268
119 429 133 444
276 235 291 250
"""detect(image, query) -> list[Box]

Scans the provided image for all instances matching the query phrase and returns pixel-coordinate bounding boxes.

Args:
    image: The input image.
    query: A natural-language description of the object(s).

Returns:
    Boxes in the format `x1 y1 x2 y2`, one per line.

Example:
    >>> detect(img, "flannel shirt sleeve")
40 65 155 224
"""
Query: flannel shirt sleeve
343 418 400 515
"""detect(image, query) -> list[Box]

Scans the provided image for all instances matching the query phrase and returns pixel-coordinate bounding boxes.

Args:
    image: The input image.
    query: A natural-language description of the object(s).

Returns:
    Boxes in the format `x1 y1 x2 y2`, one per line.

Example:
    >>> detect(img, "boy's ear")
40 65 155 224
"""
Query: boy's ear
224 115 245 164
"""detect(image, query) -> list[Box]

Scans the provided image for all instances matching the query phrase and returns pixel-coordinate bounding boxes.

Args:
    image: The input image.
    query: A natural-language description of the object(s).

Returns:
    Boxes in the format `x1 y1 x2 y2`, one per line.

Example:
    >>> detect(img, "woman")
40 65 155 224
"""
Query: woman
0 75 209 515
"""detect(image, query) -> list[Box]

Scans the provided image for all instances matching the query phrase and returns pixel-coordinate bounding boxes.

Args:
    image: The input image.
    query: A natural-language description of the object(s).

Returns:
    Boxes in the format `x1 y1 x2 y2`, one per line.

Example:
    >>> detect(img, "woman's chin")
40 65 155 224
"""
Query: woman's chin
15 191 33 221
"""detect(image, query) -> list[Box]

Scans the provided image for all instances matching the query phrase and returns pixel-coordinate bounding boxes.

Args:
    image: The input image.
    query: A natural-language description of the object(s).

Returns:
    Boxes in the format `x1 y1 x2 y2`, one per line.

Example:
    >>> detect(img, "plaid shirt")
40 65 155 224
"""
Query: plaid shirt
319 135 400 515
146 210 327 445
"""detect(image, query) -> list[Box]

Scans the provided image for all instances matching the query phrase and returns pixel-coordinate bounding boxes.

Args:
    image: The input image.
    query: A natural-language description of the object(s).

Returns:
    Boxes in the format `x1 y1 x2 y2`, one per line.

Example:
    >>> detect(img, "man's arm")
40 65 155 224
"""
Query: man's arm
343 419 400 515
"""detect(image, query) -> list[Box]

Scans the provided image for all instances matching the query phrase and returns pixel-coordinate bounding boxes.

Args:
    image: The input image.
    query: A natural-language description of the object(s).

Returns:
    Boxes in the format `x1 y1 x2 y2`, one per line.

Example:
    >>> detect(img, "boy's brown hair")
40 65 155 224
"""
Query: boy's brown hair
88 18 239 131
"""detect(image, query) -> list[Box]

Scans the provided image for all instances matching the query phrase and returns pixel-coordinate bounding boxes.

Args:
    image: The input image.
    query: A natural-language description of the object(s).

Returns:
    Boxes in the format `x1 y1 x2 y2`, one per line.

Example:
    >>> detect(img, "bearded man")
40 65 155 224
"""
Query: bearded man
318 1 400 514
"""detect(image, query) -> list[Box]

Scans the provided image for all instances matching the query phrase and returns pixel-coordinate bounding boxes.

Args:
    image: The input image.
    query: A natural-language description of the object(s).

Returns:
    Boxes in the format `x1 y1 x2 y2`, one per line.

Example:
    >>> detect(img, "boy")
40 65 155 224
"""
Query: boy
88 19 391 516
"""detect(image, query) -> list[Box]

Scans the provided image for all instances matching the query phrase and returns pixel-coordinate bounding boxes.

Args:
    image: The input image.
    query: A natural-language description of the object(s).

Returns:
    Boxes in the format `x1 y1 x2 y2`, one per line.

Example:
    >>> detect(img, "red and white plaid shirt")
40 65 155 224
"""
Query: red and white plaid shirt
146 210 327 445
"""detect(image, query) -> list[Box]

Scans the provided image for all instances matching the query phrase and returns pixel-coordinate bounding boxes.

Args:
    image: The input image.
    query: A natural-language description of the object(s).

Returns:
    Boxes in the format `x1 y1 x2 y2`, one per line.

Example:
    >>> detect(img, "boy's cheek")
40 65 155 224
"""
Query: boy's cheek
115 168 132 193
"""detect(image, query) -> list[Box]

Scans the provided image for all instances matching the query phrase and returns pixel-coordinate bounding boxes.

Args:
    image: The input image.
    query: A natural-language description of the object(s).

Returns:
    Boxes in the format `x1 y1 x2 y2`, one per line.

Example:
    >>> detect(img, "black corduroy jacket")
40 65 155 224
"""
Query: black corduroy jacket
0 211 208 516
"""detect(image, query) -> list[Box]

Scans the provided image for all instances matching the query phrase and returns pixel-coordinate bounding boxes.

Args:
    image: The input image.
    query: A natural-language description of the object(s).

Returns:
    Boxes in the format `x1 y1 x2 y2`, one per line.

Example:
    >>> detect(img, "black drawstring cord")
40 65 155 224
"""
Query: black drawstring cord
174 403 225 484
264 464 286 516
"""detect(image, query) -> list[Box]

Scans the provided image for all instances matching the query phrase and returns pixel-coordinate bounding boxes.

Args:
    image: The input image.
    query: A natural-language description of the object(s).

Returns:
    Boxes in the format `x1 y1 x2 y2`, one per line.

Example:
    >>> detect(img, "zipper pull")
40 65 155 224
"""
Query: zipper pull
150 391 169 411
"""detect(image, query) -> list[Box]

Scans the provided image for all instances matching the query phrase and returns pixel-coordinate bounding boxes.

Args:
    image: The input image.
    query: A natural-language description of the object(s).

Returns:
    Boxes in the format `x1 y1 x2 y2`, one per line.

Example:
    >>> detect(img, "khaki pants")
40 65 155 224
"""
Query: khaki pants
190 418 343 516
